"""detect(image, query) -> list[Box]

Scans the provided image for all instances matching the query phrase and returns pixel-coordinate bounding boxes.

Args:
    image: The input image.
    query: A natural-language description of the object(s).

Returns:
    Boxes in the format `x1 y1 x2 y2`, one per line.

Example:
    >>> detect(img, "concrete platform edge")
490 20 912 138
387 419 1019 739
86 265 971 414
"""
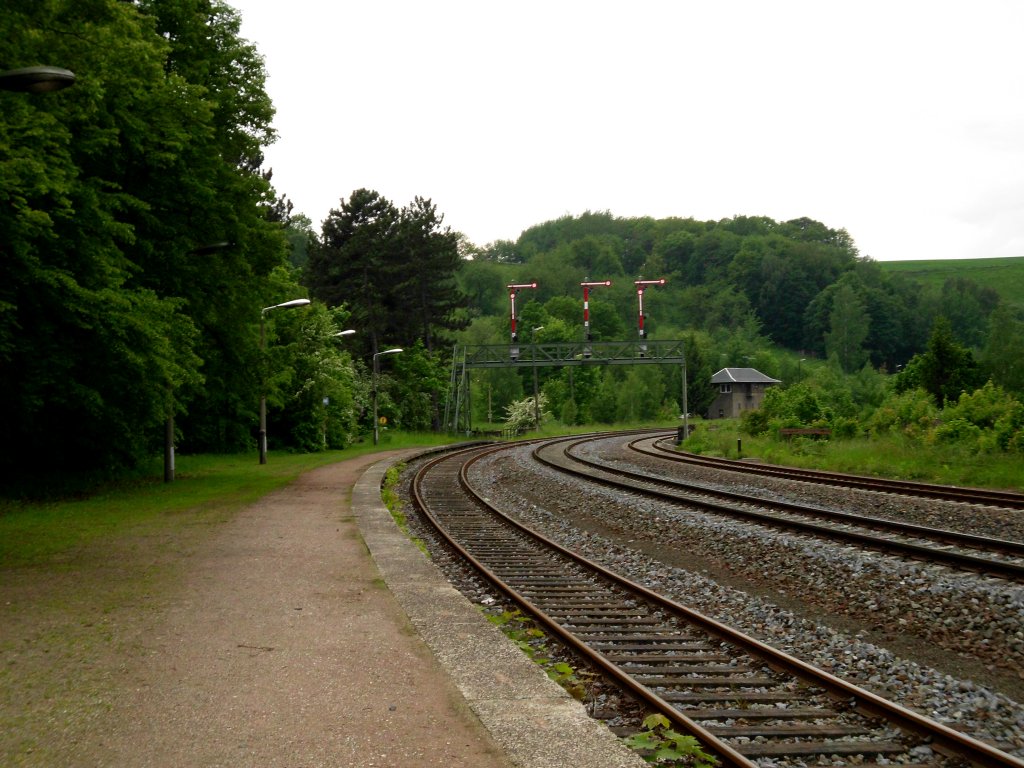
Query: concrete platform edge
352 451 646 768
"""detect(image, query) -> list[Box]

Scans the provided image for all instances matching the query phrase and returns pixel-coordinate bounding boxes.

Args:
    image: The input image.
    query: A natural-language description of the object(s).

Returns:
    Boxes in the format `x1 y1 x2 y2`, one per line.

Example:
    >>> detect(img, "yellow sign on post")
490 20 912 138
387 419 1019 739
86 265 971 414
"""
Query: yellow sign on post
379 416 387 425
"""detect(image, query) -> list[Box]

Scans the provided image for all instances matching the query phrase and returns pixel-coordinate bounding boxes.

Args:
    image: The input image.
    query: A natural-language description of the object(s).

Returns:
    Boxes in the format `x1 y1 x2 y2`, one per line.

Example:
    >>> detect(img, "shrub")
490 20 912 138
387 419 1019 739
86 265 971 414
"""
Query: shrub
830 416 859 439
994 402 1024 453
931 417 982 446
936 382 1024 453
867 388 938 439
944 381 1019 430
504 393 549 433
740 408 770 436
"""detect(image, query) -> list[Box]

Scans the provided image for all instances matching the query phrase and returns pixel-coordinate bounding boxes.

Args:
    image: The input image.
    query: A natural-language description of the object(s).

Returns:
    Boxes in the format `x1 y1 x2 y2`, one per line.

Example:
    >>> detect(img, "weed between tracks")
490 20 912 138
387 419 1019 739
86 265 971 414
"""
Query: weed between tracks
381 463 429 556
483 607 718 766
390 454 718 766
622 714 720 767
483 608 595 700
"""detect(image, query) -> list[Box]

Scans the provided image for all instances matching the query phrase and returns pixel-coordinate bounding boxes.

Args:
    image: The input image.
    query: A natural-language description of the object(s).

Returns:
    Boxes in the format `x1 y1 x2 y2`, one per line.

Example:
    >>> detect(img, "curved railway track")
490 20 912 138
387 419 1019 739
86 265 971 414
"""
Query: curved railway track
531 434 1024 581
410 440 1024 768
638 436 1024 509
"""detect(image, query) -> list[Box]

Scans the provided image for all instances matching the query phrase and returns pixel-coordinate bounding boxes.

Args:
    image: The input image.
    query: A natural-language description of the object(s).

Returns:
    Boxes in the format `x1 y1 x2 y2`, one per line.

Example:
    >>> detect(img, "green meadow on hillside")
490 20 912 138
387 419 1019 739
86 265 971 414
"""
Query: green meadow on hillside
879 256 1024 311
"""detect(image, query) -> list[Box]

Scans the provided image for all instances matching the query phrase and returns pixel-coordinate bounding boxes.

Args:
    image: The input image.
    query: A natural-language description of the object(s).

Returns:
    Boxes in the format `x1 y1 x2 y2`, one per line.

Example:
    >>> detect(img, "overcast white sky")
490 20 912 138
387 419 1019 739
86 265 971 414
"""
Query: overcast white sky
229 0 1024 261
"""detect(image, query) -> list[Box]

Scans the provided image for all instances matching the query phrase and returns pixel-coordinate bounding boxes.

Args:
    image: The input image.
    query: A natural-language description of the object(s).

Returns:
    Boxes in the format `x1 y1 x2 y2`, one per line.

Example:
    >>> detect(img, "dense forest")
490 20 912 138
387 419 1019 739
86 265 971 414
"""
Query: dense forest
4 0 287 473
452 211 1022 431
4 1 1022 482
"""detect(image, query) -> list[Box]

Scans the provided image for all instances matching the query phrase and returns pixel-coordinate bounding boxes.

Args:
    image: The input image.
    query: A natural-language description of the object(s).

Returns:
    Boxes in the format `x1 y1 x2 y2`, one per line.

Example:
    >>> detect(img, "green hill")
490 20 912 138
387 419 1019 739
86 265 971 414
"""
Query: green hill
878 256 1024 311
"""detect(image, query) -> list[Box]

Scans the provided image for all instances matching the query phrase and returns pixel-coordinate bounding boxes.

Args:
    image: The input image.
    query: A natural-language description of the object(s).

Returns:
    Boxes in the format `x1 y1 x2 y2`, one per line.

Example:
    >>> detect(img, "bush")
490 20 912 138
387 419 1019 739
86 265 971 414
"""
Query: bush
931 417 982 446
504 393 549 432
938 382 1024 453
867 388 938 439
944 381 1020 430
831 416 859 439
740 408 770 436
682 423 729 456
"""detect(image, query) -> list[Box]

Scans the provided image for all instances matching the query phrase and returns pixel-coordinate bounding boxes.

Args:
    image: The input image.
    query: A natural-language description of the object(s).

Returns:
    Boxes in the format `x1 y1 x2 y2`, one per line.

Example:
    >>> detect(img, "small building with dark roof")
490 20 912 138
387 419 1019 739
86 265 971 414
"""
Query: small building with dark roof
708 367 781 419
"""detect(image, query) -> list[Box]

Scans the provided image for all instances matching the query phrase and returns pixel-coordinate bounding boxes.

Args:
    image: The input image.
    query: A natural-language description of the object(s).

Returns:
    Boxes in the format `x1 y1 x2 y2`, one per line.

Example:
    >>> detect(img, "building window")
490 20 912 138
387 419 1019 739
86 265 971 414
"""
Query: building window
719 384 732 393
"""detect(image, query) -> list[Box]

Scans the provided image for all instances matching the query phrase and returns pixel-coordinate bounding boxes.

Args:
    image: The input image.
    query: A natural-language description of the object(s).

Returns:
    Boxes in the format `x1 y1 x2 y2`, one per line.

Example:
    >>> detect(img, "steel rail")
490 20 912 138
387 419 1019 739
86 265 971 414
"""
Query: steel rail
619 440 1024 558
413 444 758 768
531 435 1024 580
643 436 1024 509
409 439 1024 768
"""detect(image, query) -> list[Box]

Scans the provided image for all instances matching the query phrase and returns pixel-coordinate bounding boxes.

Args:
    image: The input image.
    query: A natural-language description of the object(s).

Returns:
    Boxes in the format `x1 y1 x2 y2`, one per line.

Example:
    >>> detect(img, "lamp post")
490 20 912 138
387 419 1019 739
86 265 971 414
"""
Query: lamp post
322 330 356 446
164 241 233 483
259 298 311 464
373 348 403 445
0 66 76 93
531 326 544 430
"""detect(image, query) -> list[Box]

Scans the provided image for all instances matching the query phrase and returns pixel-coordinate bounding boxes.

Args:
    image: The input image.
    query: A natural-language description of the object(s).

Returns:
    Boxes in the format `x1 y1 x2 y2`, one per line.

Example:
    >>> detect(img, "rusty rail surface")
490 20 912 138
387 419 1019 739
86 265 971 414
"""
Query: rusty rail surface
530 434 1024 580
409 439 1024 768
643 435 1024 509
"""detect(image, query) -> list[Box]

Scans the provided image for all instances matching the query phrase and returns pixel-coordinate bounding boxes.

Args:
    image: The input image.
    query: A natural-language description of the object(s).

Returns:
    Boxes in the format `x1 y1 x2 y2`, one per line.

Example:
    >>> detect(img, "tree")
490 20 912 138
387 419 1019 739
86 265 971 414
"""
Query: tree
391 196 469 353
652 230 696 280
615 367 667 422
307 191 468 360
269 303 359 452
895 317 983 407
283 213 315 269
307 189 400 355
824 280 870 372
939 277 999 348
979 304 1024 396
385 342 449 433
568 235 624 278
1 0 291 471
458 259 507 317
307 191 468 431
476 238 521 263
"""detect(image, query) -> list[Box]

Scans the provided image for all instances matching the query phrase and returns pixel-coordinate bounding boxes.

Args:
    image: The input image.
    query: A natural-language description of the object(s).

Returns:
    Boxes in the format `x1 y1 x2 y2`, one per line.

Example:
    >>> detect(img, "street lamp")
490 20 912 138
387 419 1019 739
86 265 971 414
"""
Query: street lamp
321 330 355 447
259 298 311 464
531 326 544 430
164 241 234 483
0 66 76 93
373 348 403 445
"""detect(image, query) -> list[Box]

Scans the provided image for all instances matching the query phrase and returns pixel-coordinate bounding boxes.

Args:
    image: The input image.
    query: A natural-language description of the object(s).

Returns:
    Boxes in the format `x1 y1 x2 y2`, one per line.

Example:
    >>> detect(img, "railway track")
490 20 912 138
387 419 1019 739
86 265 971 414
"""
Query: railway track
637 435 1024 509
530 434 1024 581
410 440 1024 768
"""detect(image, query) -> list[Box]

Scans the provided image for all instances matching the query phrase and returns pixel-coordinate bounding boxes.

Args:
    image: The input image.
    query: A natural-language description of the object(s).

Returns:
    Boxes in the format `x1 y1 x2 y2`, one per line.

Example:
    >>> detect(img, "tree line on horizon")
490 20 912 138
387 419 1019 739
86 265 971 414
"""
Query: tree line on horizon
447 210 1022 430
3 1 470 479
4 1 1021 483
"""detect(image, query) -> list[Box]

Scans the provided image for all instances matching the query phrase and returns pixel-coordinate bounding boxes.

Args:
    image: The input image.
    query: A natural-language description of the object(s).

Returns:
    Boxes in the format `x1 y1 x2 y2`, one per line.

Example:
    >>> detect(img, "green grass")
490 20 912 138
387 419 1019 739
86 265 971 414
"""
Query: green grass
0 423 1017 765
0 433 462 765
685 420 1023 491
879 256 1024 311
2 421 1018 572
0 433 458 568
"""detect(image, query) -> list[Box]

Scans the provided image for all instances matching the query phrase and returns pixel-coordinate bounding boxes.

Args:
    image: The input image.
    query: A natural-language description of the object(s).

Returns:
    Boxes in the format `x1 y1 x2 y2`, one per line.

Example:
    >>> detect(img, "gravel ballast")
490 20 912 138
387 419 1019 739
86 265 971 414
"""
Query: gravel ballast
401 438 1024 762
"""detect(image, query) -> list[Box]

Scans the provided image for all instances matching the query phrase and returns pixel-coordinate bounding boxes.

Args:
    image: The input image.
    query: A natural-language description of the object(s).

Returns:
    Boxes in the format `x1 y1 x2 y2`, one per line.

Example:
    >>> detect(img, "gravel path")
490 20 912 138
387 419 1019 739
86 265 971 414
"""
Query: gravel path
1 452 511 768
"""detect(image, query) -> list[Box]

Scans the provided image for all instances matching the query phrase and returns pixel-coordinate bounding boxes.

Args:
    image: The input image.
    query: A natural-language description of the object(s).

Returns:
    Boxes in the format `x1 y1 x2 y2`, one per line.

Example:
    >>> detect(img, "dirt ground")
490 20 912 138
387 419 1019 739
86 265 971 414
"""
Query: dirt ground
0 453 512 767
